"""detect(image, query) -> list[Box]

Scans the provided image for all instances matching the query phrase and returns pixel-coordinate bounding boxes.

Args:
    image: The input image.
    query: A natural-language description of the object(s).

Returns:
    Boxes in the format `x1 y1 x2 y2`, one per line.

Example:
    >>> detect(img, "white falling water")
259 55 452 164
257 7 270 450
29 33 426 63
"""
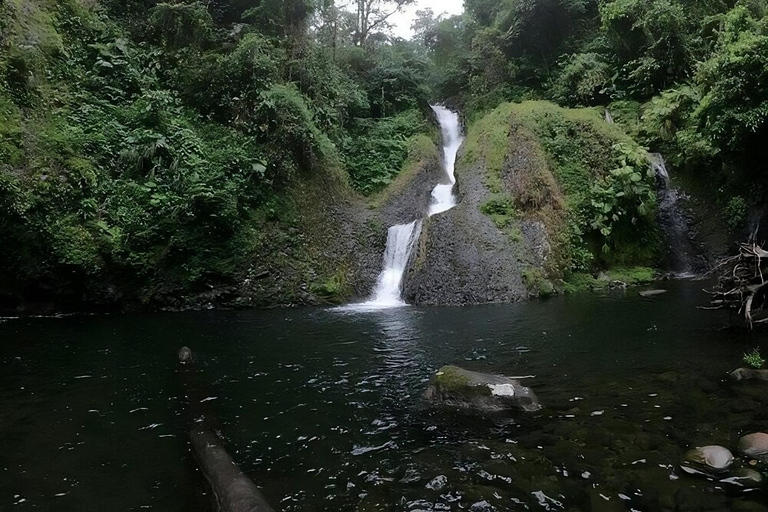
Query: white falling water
428 105 464 217
340 106 463 311
344 220 422 310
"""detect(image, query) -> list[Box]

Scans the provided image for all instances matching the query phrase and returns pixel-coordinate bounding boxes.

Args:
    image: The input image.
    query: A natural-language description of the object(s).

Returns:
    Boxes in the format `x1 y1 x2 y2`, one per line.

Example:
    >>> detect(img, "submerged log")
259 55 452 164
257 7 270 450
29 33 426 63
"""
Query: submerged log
703 243 768 328
178 347 275 512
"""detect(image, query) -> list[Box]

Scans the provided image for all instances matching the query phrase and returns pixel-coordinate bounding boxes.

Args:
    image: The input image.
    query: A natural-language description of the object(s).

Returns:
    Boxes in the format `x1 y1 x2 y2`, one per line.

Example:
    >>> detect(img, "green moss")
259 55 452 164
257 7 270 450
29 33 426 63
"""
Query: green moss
462 102 516 193
310 271 349 304
434 365 491 396
479 195 523 242
522 267 556 298
435 365 471 390
606 266 656 284
563 266 657 293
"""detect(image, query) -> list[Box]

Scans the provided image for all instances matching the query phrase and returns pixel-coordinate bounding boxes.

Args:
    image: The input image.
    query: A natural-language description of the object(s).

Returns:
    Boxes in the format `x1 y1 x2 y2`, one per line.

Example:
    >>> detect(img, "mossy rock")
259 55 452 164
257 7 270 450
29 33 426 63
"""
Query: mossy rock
424 365 541 413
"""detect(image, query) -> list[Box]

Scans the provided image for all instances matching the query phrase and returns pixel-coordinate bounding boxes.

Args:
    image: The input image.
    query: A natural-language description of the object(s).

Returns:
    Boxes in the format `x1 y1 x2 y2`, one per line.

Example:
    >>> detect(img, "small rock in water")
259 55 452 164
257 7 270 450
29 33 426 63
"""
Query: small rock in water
684 445 734 471
178 346 193 364
738 432 768 461
470 501 496 512
426 475 448 491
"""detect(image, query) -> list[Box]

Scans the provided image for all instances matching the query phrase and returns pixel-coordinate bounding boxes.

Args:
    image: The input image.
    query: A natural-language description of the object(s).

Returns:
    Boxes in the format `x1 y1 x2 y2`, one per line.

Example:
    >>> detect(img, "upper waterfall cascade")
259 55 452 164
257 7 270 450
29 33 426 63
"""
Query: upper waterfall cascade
650 153 699 277
428 106 464 217
343 105 463 310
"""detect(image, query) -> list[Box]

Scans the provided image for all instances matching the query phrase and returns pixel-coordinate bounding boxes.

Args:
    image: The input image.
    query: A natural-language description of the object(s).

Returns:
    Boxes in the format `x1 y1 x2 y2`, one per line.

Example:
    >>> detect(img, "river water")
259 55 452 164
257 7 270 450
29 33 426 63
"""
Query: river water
2 281 767 511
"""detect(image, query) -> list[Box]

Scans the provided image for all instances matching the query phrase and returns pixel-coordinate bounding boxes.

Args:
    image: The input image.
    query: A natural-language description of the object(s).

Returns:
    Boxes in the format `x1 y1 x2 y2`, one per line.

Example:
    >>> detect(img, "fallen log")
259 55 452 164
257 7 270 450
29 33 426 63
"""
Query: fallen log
178 347 275 512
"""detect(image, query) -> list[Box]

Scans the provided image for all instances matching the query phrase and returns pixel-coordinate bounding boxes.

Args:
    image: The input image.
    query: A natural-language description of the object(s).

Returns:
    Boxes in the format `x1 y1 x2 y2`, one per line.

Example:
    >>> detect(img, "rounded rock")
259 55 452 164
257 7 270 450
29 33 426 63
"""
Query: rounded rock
739 433 768 461
684 445 734 471
178 346 193 364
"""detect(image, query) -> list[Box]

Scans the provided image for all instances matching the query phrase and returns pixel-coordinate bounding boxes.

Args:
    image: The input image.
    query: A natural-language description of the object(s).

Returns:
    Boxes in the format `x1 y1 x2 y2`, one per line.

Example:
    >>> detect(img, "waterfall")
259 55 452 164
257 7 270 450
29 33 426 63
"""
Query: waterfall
428 106 464 216
650 153 699 277
341 106 463 311
364 220 423 307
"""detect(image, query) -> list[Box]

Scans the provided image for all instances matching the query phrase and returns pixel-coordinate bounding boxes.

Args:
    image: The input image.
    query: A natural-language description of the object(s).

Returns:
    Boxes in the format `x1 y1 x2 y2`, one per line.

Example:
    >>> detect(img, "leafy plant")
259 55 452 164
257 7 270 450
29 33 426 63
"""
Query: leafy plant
744 348 766 369
725 196 747 230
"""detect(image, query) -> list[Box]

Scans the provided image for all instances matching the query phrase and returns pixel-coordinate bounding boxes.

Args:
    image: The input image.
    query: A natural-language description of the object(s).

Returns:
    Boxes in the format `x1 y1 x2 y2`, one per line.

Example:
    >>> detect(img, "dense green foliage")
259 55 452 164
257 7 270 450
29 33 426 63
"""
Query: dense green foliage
419 0 768 226
464 101 659 274
4 0 768 309
0 0 432 307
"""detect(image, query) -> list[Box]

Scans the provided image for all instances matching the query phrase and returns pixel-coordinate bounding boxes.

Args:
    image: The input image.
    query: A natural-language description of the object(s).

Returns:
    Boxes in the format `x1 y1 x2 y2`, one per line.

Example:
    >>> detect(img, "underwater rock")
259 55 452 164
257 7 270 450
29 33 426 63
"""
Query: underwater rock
739 433 768 461
423 365 541 413
425 474 448 490
684 445 733 471
178 346 193 363
639 289 668 298
730 368 768 381
722 468 763 487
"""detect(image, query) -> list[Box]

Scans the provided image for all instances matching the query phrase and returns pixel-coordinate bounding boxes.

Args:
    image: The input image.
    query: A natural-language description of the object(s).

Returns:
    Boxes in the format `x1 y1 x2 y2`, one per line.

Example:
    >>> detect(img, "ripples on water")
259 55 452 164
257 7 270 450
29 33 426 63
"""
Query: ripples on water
1 281 768 510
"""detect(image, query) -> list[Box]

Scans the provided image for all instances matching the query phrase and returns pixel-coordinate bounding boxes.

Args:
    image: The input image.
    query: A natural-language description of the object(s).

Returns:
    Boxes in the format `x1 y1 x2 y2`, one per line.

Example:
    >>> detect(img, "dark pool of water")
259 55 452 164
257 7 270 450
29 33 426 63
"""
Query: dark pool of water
2 281 768 511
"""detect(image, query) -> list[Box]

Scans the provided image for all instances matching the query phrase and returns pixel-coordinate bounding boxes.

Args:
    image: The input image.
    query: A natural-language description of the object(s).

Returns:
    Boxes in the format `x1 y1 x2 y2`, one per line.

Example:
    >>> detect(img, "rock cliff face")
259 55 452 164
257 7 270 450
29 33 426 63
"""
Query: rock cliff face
404 160 534 305
404 122 559 306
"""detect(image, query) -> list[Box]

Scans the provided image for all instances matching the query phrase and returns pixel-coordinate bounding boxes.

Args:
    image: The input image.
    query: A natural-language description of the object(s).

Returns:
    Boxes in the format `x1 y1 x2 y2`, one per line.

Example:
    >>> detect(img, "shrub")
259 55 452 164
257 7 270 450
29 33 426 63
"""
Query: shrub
744 348 765 369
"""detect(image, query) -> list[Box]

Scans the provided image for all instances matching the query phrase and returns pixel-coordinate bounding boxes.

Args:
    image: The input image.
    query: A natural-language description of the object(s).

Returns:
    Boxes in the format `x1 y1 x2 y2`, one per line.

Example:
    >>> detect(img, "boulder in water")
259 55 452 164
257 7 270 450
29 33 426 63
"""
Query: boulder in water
423 365 541 413
730 368 768 381
738 433 768 461
684 445 733 471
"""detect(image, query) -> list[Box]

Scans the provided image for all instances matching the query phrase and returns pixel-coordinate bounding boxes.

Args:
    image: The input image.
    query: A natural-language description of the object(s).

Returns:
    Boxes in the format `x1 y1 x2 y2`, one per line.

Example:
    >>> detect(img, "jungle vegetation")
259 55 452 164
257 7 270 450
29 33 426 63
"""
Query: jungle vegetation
1 0 767 307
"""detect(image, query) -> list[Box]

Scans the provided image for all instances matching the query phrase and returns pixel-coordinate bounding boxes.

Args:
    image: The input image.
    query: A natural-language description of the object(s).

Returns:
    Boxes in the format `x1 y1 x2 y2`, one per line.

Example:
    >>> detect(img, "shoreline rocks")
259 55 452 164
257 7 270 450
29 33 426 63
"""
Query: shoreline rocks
423 365 541 413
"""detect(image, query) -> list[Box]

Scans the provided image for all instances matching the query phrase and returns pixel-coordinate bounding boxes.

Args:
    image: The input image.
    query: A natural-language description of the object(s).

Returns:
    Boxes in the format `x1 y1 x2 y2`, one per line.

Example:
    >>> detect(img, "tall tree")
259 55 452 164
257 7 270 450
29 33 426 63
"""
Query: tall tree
355 0 414 46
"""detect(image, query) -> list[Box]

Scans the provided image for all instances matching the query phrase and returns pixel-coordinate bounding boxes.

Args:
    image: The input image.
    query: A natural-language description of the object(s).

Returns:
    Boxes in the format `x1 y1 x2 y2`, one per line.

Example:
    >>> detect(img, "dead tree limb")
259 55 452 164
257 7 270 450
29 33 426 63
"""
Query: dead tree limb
703 243 768 328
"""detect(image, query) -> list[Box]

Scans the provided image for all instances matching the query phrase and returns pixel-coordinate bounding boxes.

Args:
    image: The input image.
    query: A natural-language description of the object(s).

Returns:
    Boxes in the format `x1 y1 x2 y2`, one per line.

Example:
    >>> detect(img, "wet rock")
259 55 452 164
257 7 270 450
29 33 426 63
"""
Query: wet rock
399 466 422 484
403 157 539 306
469 501 496 512
638 289 668 298
426 475 448 491
423 366 542 413
684 445 733 471
730 368 768 381
178 346 193 364
722 468 763 487
738 432 768 461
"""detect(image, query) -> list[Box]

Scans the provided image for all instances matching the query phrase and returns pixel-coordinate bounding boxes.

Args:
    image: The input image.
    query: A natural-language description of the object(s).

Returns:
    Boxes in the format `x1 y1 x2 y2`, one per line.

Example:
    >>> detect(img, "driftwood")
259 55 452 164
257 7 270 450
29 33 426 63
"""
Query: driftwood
178 347 275 512
703 244 768 328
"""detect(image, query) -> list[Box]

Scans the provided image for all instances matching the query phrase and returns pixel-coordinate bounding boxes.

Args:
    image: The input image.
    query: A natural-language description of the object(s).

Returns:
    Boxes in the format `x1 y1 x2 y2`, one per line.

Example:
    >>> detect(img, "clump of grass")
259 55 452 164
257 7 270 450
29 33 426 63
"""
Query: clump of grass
743 348 765 369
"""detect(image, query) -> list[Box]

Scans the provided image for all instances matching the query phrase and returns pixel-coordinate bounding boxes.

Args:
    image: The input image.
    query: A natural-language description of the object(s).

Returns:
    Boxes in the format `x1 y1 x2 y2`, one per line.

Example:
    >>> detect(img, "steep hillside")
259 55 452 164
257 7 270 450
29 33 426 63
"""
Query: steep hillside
406 101 662 303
